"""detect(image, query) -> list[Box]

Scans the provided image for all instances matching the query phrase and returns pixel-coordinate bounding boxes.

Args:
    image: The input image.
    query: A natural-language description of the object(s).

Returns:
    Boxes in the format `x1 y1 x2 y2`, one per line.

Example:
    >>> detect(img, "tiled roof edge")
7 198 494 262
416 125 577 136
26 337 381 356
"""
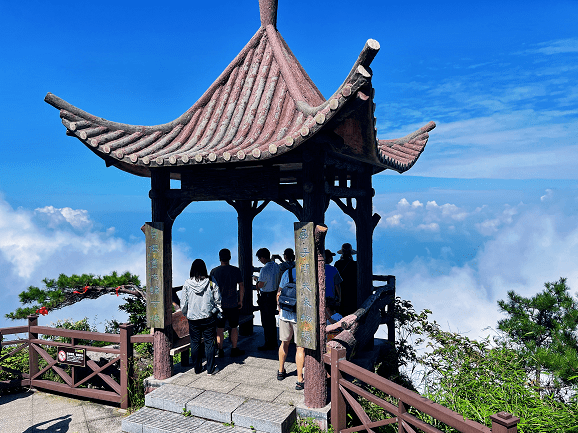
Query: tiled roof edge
377 121 436 173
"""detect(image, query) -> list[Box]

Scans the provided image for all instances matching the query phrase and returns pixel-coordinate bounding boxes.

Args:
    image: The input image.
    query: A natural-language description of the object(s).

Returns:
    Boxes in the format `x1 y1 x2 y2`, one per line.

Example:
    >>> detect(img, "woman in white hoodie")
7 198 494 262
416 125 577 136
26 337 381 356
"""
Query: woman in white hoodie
180 259 222 374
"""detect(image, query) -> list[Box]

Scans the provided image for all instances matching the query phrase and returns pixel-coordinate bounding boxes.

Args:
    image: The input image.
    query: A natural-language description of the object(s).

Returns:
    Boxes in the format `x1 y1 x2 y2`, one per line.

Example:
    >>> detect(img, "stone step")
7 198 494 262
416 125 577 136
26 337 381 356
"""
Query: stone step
122 384 297 433
121 406 252 433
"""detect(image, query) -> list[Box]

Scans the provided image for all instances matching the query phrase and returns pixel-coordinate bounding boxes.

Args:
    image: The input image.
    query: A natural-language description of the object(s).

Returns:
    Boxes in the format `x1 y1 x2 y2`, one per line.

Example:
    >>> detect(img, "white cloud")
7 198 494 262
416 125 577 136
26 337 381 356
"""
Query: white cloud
531 38 578 55
385 214 403 227
38 206 92 229
378 198 470 230
417 223 440 232
347 220 356 233
399 198 410 207
0 196 151 329
476 204 519 236
380 199 578 341
541 189 553 202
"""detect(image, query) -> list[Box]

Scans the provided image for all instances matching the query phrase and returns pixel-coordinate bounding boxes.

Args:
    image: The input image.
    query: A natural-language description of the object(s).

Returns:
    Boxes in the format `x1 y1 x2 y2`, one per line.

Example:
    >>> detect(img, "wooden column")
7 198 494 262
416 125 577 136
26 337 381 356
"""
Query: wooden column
301 147 328 408
228 200 269 336
237 201 254 335
150 170 173 380
355 169 375 309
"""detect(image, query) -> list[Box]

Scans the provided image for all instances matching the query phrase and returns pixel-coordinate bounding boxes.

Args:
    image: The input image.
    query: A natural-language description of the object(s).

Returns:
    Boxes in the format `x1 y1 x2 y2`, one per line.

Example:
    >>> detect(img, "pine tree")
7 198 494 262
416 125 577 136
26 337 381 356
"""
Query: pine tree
497 277 578 392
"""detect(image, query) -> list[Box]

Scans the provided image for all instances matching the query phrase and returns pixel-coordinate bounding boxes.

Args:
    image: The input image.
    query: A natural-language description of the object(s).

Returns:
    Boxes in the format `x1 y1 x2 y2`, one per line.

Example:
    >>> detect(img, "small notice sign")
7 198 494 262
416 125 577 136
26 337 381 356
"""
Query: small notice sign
57 347 86 367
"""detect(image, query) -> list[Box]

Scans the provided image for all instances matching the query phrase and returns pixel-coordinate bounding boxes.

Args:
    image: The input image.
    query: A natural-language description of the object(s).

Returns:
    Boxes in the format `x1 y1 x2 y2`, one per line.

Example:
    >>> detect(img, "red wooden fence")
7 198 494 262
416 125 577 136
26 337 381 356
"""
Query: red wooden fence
0 315 153 409
324 346 520 433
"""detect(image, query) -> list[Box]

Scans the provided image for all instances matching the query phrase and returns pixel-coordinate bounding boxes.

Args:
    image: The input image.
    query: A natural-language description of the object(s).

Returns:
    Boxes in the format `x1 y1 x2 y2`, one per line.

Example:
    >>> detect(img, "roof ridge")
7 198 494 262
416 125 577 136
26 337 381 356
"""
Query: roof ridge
264 24 307 107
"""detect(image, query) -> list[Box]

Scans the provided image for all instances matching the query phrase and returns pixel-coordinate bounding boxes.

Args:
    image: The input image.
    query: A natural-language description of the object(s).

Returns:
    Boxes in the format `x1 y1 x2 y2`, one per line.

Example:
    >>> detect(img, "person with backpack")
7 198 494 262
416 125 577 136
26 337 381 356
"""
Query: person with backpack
276 265 305 390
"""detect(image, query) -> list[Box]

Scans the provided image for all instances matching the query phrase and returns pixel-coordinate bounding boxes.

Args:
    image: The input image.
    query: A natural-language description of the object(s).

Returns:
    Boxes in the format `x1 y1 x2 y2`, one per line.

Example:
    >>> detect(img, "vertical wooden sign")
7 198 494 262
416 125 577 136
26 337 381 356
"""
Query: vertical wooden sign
144 222 164 328
294 222 317 350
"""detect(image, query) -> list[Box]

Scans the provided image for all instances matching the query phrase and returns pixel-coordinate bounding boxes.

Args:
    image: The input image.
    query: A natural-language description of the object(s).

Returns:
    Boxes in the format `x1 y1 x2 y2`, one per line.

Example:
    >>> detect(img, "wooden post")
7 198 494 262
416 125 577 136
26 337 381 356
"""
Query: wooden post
330 346 346 432
119 323 134 410
28 315 39 381
150 170 173 380
302 146 328 408
229 200 269 336
237 200 255 336
490 412 520 433
387 276 395 343
71 337 76 386
355 169 374 311
398 400 408 433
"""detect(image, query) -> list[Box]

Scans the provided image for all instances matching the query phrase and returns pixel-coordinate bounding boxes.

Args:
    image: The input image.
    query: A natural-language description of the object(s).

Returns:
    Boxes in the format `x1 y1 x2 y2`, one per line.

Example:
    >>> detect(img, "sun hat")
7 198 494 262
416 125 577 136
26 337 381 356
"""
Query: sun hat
337 243 357 255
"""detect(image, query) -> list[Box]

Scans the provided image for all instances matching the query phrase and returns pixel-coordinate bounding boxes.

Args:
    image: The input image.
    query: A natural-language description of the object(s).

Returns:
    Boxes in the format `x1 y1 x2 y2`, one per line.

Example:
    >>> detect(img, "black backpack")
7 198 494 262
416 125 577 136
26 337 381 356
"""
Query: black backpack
278 268 297 312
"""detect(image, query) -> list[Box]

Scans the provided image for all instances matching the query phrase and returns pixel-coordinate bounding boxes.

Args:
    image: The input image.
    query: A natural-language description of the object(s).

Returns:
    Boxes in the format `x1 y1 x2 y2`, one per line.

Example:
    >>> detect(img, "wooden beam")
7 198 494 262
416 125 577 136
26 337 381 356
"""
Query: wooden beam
180 167 279 201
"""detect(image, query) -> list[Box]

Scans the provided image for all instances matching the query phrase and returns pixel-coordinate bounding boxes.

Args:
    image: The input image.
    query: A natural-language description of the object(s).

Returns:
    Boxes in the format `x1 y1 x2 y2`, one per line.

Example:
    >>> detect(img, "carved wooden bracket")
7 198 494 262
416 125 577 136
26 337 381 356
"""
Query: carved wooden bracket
227 199 270 220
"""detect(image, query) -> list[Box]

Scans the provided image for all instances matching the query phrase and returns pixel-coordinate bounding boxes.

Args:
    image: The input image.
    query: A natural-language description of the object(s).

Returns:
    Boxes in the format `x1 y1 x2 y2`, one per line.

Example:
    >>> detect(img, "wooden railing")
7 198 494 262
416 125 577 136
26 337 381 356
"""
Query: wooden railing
324 346 520 433
327 276 395 361
0 315 153 409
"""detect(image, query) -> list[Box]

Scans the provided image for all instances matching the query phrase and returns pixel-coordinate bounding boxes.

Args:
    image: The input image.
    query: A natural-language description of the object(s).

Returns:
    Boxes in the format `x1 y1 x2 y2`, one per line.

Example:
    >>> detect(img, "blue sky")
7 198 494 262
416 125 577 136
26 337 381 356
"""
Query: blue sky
1 0 577 338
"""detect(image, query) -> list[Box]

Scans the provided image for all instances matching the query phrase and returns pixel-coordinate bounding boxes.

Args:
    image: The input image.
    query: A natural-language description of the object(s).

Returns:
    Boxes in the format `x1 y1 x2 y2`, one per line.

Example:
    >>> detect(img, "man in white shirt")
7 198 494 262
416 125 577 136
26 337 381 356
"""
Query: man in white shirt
256 248 280 350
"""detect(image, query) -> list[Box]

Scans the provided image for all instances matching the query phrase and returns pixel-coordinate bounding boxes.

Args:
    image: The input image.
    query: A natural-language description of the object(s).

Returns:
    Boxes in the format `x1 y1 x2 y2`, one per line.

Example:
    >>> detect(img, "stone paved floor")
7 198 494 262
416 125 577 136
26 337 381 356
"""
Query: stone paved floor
146 326 308 409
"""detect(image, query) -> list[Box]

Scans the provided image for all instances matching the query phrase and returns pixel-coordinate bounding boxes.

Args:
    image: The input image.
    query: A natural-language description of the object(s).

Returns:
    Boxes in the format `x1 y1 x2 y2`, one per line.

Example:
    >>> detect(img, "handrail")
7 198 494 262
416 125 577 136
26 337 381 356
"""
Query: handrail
130 334 154 344
29 325 121 343
326 283 395 360
0 315 135 409
0 325 28 335
324 347 521 433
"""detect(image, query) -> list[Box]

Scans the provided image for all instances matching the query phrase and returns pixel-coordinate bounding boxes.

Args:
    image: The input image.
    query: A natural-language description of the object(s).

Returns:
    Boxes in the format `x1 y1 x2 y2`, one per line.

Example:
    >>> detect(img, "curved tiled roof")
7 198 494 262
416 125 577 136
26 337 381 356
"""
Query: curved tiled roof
377 121 436 173
45 7 434 177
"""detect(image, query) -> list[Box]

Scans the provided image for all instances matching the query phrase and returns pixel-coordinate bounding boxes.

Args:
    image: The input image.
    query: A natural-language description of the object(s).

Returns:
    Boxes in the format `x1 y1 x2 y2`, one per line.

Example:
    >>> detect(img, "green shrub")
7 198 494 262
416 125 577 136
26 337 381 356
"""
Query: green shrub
291 417 334 433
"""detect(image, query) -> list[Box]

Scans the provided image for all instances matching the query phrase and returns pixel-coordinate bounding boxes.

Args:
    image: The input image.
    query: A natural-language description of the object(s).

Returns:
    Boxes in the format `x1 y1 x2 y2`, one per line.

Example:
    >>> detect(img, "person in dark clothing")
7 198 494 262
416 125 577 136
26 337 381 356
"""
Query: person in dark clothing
334 243 358 316
210 248 245 358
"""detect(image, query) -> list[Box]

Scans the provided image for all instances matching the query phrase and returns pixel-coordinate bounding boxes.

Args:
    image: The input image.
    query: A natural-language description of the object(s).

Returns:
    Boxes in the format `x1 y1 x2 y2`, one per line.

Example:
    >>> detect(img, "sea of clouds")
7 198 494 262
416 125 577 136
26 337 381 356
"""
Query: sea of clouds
1 183 577 341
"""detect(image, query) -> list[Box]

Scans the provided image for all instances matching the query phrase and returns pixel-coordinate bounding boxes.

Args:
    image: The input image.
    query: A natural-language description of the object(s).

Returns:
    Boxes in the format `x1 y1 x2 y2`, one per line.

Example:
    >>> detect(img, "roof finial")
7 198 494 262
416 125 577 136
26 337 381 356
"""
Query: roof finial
259 0 278 28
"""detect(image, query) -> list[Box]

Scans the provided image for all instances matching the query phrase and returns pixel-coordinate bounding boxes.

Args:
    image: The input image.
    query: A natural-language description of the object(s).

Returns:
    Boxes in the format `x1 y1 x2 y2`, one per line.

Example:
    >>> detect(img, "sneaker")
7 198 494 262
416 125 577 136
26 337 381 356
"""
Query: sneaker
218 348 225 358
295 381 304 391
208 366 220 375
230 347 245 357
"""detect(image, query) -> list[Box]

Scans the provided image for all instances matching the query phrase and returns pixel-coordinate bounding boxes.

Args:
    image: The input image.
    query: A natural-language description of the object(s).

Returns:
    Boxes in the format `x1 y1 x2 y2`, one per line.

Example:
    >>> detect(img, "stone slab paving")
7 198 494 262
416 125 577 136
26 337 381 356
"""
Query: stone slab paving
122 406 206 433
145 383 204 413
127 326 342 433
186 390 246 423
232 398 296 433
228 383 283 402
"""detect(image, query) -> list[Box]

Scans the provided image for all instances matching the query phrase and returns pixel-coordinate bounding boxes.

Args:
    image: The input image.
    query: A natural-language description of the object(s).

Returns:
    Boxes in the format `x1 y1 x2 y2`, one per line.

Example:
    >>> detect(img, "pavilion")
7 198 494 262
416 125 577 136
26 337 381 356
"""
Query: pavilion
45 0 435 382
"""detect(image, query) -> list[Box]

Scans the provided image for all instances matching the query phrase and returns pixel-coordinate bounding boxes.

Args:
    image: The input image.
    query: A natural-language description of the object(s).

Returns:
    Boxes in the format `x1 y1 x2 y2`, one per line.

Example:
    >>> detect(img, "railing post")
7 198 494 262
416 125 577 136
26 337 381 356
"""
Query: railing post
387 276 395 344
330 346 346 433
398 400 407 433
28 315 39 382
119 323 134 410
490 412 520 433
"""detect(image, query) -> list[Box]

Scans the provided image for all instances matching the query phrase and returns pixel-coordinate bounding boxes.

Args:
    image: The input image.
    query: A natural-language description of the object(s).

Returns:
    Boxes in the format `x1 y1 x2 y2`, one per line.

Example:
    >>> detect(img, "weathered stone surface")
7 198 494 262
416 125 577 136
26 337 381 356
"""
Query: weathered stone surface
232 399 296 433
186 390 245 423
144 384 203 413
